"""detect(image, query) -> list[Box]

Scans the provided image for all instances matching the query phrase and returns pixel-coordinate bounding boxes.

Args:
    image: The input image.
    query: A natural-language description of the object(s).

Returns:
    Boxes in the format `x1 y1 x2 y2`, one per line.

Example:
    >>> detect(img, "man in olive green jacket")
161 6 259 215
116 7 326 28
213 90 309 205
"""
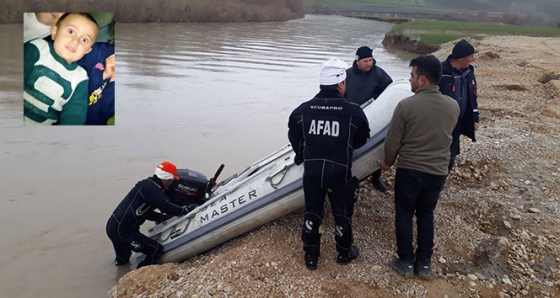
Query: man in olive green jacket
380 55 459 279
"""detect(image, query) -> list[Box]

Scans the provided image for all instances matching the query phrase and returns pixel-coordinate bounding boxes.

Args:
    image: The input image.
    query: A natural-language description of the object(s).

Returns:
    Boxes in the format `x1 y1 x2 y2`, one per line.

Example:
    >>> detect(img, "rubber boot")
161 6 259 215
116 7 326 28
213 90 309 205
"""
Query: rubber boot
371 169 387 192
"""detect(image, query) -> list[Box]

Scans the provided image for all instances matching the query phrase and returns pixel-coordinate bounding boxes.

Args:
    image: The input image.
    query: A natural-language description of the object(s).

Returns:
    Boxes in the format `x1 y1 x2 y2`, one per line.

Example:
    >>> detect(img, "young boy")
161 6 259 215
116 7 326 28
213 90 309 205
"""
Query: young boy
24 13 99 125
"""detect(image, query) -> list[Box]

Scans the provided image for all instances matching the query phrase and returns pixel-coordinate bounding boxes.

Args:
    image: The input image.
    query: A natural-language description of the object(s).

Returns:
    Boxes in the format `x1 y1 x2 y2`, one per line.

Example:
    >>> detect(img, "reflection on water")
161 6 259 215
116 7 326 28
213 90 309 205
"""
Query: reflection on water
118 16 409 77
0 15 410 298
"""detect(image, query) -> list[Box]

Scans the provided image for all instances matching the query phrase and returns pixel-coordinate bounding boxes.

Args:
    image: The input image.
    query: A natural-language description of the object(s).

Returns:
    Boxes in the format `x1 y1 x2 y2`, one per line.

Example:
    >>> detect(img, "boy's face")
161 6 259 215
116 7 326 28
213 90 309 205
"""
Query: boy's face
51 14 98 64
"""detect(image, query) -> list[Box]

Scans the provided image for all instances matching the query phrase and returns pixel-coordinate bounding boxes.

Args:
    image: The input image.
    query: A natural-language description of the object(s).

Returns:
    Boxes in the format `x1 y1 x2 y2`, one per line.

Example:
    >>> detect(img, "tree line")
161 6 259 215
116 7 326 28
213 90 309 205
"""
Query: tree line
0 0 305 23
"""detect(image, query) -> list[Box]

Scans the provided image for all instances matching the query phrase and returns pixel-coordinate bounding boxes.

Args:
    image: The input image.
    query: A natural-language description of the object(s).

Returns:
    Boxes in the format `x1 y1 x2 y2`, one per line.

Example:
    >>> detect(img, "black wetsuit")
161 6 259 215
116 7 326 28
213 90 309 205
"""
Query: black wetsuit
288 89 370 257
106 175 188 268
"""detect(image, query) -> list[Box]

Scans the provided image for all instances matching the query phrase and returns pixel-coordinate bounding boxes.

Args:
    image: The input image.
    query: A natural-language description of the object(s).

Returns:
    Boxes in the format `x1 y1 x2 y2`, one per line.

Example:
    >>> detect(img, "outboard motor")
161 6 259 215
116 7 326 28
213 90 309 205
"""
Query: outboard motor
166 168 210 207
165 164 224 207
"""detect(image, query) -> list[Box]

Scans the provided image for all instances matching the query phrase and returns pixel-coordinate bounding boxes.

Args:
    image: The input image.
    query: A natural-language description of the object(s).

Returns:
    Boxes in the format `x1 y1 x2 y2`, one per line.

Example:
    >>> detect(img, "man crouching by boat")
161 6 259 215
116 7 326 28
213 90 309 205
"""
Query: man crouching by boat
288 58 370 270
106 161 192 268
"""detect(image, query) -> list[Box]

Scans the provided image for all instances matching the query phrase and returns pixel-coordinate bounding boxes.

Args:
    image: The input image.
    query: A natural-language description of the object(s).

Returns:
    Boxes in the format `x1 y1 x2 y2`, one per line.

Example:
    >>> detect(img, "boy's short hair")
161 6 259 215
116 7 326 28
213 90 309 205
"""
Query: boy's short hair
409 55 442 85
56 13 99 29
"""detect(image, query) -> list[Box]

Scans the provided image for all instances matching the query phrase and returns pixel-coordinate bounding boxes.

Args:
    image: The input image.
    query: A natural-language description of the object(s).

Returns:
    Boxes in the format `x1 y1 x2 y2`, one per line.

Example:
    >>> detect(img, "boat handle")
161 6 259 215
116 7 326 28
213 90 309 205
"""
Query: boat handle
266 163 294 189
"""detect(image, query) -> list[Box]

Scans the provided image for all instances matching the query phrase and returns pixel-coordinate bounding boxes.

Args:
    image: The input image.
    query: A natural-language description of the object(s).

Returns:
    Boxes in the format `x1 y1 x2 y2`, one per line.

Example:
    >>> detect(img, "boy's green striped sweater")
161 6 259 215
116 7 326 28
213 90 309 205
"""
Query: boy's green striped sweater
24 38 89 125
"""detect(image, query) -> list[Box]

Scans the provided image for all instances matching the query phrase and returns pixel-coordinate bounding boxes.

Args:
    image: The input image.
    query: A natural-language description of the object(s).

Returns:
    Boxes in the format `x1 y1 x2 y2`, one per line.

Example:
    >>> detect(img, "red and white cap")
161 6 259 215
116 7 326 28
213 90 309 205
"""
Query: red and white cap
154 161 179 180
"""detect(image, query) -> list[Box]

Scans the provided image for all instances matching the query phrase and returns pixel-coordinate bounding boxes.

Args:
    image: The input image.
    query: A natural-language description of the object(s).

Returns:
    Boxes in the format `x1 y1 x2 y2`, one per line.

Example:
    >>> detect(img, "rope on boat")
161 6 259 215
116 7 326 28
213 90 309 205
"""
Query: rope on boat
266 163 295 189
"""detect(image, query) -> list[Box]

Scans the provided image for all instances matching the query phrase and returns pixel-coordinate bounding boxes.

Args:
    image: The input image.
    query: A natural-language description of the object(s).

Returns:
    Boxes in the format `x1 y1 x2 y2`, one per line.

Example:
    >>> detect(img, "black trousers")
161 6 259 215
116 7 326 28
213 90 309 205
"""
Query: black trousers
449 118 464 172
106 219 164 268
394 168 446 262
301 175 358 256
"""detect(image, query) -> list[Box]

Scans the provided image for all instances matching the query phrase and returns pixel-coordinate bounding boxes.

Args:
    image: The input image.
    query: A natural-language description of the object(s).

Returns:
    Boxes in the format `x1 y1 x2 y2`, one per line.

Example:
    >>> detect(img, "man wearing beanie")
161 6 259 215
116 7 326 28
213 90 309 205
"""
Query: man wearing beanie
106 161 192 269
346 46 394 192
288 58 370 270
439 39 480 172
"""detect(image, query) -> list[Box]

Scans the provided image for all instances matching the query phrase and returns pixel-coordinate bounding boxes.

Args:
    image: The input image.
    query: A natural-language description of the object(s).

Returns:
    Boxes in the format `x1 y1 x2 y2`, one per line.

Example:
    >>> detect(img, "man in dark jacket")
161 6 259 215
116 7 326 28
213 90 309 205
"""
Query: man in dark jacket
288 58 370 270
439 39 480 172
106 161 191 268
345 46 393 192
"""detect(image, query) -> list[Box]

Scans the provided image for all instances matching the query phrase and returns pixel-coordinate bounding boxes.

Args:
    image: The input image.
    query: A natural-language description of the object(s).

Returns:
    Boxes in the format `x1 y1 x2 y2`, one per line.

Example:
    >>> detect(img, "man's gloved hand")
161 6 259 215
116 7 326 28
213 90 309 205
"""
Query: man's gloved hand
209 178 217 187
186 203 199 213
294 153 303 166
161 214 173 221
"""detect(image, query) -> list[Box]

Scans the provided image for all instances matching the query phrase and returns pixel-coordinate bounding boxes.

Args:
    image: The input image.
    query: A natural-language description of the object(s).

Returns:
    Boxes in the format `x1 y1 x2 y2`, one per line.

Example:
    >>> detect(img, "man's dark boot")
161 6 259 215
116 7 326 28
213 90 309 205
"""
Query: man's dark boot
337 245 360 265
114 254 130 266
371 169 387 192
415 258 432 279
114 258 129 266
391 258 413 277
304 253 319 270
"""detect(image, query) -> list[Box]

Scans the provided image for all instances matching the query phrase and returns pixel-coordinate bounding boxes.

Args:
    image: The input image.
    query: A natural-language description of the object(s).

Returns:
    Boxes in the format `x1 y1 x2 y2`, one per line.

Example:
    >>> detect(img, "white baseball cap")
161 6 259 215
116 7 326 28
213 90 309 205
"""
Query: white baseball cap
319 58 347 85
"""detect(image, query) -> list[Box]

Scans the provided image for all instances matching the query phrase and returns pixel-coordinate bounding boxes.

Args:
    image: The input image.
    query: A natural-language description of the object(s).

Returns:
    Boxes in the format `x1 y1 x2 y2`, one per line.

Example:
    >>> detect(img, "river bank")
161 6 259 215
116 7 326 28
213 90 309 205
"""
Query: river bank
382 33 440 55
110 36 560 297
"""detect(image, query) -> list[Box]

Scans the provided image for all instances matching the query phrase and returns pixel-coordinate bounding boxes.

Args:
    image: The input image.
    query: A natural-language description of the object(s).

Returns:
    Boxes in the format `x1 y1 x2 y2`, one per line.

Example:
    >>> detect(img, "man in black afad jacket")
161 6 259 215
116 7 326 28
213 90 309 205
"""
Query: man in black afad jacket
439 39 480 172
288 58 370 270
106 161 191 269
345 46 393 192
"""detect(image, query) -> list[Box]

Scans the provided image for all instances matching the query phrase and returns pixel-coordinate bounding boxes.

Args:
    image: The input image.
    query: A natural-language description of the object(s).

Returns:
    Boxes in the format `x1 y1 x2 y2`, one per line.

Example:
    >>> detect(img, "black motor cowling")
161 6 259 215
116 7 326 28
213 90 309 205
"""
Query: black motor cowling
165 168 209 207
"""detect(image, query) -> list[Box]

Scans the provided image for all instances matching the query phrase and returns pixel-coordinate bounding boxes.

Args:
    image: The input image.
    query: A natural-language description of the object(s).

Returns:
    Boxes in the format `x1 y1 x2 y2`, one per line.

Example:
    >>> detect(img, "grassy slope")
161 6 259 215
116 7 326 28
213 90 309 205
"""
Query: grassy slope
391 19 560 45
305 0 415 7
303 0 560 14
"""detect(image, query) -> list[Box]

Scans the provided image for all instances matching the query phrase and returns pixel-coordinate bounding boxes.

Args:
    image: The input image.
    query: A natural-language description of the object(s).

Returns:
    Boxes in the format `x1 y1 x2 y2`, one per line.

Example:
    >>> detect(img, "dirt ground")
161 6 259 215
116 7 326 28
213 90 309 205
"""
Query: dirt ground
110 36 560 298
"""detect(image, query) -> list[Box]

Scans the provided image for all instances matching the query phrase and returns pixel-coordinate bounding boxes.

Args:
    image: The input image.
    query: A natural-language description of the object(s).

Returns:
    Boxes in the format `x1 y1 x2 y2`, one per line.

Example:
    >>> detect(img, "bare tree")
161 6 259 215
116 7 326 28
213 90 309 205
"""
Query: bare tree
311 0 325 14
555 14 560 28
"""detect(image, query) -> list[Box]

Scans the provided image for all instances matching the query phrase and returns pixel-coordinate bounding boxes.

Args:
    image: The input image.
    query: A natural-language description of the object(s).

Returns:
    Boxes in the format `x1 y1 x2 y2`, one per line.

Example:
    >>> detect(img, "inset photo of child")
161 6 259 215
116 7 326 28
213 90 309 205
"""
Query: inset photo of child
23 12 115 125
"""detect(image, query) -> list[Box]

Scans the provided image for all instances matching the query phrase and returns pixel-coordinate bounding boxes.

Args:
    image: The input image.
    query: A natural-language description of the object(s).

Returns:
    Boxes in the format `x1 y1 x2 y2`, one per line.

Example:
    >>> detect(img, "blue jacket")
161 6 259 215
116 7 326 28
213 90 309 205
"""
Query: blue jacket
78 42 115 125
439 57 479 141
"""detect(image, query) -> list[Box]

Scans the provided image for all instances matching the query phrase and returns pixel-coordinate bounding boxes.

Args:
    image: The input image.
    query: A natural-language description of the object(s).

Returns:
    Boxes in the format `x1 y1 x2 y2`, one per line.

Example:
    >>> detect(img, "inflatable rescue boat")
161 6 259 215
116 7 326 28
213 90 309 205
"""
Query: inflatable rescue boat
146 79 413 263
